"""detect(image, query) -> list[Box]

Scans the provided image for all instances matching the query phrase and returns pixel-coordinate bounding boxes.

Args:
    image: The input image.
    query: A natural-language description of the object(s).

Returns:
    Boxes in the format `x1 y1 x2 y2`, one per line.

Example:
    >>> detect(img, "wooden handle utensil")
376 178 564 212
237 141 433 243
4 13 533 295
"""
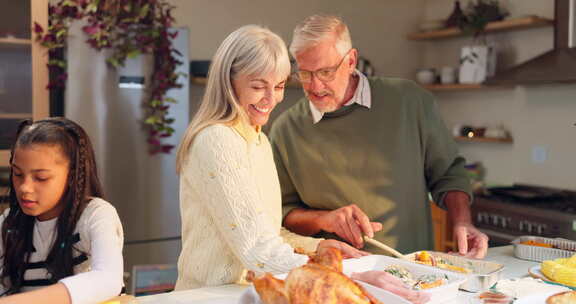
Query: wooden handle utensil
364 236 410 261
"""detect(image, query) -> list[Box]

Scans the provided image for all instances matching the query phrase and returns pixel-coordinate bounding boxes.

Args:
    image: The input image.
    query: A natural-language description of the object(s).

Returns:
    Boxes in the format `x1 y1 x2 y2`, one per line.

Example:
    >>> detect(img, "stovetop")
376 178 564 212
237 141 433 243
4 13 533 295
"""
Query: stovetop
477 184 576 214
471 184 576 244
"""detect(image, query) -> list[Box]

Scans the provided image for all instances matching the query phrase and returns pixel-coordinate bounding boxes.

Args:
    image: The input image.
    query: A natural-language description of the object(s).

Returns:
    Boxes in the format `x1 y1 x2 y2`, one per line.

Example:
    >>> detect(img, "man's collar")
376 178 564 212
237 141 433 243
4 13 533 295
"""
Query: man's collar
309 70 372 124
231 118 261 144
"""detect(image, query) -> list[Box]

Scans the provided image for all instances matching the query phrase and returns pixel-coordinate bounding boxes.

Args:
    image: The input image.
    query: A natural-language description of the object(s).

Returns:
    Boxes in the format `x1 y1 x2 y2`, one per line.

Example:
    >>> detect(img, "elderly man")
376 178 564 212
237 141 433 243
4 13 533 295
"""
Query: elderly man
268 15 488 258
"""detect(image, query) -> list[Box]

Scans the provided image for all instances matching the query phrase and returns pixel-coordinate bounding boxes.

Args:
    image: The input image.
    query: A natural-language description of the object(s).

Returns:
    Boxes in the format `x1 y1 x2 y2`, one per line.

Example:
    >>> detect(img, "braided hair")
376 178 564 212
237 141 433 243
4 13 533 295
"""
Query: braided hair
0 117 104 295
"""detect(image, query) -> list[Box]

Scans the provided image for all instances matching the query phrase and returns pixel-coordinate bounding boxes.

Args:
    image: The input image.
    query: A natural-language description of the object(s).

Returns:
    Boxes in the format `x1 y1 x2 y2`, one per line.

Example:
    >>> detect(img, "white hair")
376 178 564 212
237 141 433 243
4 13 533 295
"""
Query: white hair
289 15 352 57
176 25 291 174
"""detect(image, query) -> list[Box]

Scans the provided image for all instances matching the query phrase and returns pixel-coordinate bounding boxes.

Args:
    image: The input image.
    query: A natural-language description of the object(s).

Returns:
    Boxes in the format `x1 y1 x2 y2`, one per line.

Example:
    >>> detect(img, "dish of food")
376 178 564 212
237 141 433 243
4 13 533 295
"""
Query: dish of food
407 250 504 292
528 266 576 290
546 290 576 304
469 278 569 304
520 240 554 248
251 248 382 304
476 291 514 304
512 291 569 304
519 239 576 252
470 292 565 304
342 253 467 303
383 265 447 290
414 251 472 274
513 236 576 262
540 254 576 288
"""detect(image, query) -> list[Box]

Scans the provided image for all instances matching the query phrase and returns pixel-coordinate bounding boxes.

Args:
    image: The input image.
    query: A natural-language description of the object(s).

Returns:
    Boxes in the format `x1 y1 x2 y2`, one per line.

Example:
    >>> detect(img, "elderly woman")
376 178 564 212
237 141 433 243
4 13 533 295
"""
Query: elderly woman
174 25 366 290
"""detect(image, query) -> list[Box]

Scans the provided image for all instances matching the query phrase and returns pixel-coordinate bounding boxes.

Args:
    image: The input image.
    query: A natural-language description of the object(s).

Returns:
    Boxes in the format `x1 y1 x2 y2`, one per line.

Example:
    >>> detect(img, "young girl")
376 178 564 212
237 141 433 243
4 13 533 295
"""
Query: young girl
0 118 124 304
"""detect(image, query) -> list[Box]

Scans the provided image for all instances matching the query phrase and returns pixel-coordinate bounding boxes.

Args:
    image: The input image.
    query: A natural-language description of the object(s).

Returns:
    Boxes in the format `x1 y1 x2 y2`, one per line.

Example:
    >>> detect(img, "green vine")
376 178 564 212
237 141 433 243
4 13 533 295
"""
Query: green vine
34 0 184 154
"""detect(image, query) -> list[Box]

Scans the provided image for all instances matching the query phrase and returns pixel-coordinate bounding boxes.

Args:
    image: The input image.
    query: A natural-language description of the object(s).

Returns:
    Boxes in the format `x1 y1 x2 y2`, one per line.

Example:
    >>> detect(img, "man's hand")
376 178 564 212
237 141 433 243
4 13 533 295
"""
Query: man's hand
317 239 370 259
317 204 383 248
351 271 430 304
444 191 489 259
453 222 489 259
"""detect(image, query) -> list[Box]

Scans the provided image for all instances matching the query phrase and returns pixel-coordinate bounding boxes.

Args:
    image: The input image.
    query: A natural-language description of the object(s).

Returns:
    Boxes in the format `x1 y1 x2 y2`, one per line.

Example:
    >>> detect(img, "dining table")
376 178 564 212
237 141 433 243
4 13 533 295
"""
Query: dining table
136 245 542 304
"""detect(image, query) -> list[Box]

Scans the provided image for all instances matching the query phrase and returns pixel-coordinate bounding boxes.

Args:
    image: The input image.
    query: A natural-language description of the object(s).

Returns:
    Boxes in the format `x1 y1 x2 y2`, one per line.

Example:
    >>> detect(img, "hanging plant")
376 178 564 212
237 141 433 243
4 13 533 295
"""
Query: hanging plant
34 0 184 154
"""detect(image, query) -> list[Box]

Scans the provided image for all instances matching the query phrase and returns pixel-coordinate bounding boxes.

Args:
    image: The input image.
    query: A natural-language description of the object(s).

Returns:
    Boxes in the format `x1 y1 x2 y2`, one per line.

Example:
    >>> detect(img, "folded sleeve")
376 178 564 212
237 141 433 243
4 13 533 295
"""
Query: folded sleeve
183 126 308 274
59 201 124 304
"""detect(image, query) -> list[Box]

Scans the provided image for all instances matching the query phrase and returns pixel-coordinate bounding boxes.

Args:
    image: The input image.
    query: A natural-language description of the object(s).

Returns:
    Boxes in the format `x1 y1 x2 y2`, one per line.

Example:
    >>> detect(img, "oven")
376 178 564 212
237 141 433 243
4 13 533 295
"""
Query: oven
471 184 576 247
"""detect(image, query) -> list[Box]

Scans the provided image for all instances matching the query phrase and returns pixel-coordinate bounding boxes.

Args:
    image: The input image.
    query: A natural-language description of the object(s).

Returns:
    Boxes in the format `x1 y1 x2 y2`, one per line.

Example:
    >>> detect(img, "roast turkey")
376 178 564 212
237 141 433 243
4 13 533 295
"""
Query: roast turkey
252 248 382 304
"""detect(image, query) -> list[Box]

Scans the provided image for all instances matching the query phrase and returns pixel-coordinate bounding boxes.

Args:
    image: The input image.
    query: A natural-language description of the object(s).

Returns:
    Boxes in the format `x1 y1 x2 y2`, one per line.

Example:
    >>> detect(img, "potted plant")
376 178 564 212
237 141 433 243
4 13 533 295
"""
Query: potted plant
457 0 508 84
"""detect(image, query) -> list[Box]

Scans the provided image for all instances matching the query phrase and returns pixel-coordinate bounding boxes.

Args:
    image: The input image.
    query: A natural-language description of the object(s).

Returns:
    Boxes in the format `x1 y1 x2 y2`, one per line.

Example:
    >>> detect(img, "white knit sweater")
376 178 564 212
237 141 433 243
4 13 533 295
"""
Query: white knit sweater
175 123 322 290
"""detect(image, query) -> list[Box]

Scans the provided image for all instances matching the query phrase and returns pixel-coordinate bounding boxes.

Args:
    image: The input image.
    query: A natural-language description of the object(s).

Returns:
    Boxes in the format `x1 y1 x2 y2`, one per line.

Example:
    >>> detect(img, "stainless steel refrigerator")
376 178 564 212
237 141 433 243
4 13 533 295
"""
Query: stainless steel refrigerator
64 23 189 288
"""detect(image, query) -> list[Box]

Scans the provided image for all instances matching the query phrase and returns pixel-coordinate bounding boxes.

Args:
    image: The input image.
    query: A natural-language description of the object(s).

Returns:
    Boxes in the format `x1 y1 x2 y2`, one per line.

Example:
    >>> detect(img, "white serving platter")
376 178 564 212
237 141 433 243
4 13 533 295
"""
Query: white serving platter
342 255 468 304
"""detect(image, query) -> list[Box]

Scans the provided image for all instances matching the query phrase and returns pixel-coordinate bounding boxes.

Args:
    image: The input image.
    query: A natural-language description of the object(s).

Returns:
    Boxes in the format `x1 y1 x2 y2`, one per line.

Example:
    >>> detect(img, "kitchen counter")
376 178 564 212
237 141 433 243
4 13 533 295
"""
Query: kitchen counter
137 246 540 304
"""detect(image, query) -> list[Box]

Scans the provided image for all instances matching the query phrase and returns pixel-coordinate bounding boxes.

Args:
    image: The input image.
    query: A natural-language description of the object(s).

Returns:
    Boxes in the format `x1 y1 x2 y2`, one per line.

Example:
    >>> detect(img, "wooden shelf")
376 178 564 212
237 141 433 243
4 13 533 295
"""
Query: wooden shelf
191 77 302 88
190 77 207 85
0 37 32 50
408 16 553 40
0 113 32 119
0 37 32 45
423 84 486 91
422 83 515 91
455 136 513 143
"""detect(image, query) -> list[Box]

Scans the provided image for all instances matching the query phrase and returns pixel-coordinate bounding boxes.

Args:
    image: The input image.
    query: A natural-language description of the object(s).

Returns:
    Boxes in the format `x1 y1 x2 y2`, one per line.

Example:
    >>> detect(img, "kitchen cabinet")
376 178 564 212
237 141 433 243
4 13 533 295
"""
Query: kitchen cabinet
431 202 455 252
0 0 49 167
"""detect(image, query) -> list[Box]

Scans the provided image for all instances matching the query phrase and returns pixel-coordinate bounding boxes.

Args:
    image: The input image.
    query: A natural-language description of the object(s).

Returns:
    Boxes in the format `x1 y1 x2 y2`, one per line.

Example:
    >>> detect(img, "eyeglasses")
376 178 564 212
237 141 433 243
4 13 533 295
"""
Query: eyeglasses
294 50 351 83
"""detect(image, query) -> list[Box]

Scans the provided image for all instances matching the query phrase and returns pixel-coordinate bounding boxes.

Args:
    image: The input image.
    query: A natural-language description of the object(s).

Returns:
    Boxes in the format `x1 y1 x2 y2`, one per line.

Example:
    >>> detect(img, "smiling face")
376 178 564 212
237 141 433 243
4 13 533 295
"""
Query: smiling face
232 73 287 128
295 38 357 112
11 144 70 221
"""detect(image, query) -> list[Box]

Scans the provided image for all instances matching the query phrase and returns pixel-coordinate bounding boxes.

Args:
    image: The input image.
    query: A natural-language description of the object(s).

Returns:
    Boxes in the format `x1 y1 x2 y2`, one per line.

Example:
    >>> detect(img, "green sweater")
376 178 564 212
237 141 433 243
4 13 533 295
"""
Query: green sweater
268 77 472 254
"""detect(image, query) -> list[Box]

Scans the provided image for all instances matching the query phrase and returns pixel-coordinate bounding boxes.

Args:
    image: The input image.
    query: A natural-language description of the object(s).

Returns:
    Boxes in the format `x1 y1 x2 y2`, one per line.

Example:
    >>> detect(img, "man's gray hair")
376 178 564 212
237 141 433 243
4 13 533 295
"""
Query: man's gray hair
289 15 352 57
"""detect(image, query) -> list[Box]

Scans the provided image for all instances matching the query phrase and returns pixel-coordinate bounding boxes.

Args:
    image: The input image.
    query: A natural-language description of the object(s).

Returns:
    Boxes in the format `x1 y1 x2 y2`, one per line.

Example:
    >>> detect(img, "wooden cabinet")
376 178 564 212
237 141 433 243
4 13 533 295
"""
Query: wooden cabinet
431 202 455 252
0 0 49 167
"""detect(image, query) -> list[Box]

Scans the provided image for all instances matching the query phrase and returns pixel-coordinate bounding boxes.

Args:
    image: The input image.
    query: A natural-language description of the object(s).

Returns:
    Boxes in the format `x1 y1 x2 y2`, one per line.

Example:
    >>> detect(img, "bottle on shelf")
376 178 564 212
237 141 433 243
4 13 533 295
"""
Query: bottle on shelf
444 0 467 28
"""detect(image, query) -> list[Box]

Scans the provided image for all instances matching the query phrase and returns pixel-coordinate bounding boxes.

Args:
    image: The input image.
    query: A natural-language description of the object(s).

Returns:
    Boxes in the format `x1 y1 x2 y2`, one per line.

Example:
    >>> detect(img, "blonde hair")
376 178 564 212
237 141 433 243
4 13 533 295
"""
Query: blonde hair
290 15 352 57
176 25 291 174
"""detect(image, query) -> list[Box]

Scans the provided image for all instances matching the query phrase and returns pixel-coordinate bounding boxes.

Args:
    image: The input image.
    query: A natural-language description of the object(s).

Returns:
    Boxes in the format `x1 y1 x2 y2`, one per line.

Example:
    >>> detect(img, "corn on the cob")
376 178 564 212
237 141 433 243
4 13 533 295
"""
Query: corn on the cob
541 255 576 287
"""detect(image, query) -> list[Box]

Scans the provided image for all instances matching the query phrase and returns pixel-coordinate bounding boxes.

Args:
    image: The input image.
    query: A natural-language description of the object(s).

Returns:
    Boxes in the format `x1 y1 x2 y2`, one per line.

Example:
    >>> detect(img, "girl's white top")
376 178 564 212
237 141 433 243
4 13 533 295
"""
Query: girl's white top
0 198 124 304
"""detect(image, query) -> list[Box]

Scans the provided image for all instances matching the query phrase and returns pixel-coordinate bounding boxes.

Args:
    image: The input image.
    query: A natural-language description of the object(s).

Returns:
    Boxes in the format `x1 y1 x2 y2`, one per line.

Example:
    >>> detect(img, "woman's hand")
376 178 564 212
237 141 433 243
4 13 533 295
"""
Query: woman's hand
351 271 430 304
317 239 370 259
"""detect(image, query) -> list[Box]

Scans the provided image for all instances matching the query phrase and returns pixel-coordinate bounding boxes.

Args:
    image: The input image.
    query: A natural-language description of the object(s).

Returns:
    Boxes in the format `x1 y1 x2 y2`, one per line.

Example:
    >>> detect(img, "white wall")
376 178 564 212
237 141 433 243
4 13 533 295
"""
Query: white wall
422 0 576 190
169 0 431 131
167 1 576 190
168 0 426 80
